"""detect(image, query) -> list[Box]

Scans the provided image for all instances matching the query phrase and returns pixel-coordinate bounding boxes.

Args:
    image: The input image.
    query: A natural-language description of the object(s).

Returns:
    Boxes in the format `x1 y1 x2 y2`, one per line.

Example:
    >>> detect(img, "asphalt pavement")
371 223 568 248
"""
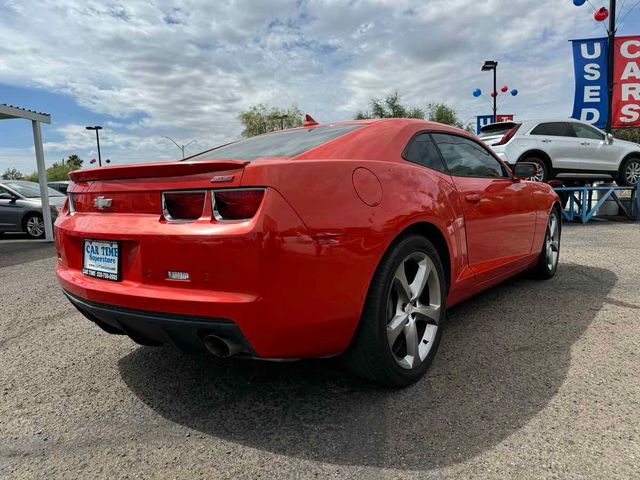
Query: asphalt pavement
0 223 639 479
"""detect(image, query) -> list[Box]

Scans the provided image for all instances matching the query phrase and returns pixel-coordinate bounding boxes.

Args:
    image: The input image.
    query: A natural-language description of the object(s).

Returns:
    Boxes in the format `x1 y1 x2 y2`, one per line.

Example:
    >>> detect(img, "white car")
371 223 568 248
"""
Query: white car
479 119 640 186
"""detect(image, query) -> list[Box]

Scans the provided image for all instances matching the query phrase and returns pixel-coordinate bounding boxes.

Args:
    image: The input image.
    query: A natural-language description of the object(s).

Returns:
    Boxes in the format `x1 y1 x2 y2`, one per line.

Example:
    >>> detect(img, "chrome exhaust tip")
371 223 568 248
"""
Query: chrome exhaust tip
203 334 244 358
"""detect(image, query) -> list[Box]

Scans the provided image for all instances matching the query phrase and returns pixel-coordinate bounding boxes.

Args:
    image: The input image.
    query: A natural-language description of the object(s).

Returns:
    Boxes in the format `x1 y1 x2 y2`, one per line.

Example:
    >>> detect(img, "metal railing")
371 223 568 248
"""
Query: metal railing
553 184 639 224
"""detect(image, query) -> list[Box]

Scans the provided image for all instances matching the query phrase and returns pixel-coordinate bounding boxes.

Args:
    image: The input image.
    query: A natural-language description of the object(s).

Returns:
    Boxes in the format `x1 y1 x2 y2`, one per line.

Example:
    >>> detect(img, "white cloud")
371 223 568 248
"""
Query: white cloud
0 0 606 173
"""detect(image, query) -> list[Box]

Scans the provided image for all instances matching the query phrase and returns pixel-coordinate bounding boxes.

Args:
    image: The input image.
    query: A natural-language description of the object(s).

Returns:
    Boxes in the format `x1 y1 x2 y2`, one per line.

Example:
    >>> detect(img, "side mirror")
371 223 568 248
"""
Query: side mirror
605 133 614 145
0 192 15 201
513 162 538 180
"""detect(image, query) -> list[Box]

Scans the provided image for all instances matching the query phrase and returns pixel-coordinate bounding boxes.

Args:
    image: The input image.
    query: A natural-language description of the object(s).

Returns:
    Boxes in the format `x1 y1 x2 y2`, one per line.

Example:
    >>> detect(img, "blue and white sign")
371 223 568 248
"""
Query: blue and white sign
571 37 609 128
476 115 495 134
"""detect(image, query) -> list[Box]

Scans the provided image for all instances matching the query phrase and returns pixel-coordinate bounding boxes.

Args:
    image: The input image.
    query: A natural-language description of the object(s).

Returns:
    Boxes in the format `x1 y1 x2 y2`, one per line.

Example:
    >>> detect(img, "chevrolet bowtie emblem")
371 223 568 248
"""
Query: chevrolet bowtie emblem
93 196 113 210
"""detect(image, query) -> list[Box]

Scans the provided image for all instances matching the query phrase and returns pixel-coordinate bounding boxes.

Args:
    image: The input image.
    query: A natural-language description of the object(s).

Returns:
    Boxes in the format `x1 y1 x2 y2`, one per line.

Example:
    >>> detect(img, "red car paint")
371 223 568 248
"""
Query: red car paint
54 119 559 359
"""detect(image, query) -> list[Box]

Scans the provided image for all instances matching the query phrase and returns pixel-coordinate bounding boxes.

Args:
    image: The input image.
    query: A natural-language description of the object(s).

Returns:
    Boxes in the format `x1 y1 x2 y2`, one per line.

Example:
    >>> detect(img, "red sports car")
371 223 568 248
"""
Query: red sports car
55 118 561 386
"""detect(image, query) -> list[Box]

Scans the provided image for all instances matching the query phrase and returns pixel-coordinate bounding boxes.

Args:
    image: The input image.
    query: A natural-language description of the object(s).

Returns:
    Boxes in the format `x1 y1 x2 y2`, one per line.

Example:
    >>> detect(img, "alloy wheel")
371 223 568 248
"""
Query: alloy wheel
527 162 545 182
625 160 640 186
545 213 560 271
386 252 441 370
26 216 44 238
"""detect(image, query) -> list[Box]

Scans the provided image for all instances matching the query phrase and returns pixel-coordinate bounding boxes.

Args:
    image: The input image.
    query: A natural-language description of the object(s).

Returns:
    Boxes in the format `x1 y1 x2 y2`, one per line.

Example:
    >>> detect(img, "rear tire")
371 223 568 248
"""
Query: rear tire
533 208 561 279
617 157 640 187
519 157 549 182
23 213 45 239
342 235 446 387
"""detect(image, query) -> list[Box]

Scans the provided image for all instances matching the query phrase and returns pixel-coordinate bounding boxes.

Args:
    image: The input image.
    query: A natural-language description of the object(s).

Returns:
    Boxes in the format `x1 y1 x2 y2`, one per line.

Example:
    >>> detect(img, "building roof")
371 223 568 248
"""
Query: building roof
0 104 51 124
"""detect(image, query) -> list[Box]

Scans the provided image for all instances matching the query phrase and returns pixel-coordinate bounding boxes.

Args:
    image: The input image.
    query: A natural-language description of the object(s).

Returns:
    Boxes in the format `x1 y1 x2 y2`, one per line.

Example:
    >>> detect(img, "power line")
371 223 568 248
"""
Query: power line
617 0 640 26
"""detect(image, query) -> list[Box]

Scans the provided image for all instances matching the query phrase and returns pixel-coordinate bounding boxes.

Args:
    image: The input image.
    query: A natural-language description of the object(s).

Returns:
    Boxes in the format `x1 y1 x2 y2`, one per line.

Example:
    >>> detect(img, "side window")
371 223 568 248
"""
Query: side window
571 123 605 140
530 122 575 137
402 133 447 172
432 133 507 178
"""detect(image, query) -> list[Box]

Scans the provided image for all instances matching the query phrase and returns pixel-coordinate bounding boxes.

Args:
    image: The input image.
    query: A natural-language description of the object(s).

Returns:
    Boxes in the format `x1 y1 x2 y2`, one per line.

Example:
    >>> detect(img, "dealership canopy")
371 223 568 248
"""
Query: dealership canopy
0 104 54 241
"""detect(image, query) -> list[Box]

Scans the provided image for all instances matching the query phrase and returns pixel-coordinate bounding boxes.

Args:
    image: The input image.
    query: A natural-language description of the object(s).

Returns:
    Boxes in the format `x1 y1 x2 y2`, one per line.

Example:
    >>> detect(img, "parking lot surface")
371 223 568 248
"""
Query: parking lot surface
1 223 639 479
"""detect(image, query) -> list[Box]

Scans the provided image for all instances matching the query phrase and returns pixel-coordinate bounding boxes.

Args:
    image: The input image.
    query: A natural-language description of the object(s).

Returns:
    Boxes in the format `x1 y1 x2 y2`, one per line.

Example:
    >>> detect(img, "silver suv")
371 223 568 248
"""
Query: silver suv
480 119 640 185
0 180 66 238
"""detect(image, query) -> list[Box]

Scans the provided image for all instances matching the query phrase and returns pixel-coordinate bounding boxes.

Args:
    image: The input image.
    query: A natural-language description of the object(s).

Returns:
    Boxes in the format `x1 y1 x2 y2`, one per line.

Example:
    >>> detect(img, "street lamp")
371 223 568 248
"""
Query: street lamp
481 60 498 123
85 126 103 167
164 137 196 159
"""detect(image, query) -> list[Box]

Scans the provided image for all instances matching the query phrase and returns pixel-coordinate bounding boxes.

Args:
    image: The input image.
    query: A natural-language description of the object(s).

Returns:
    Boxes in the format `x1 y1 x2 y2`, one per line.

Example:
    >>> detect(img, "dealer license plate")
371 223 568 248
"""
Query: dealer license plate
82 239 120 281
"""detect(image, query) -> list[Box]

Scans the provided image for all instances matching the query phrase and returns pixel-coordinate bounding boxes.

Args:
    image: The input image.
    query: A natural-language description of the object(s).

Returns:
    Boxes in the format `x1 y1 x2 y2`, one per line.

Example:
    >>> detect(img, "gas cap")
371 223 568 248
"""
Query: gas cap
352 167 383 207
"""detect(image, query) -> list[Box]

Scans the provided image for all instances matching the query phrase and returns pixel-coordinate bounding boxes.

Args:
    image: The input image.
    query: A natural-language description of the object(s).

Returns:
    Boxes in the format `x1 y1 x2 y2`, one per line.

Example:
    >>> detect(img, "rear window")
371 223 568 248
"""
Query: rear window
479 122 518 138
188 124 362 161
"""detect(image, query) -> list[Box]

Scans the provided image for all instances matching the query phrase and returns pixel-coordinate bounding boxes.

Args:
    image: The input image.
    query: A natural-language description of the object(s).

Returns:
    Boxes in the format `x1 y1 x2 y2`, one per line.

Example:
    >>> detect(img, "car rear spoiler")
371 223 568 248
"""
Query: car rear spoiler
68 160 249 182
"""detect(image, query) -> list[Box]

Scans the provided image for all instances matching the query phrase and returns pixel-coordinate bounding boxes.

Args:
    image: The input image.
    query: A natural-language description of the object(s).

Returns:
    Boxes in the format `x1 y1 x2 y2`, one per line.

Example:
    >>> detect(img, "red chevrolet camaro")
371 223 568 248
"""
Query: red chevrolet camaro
55 118 561 386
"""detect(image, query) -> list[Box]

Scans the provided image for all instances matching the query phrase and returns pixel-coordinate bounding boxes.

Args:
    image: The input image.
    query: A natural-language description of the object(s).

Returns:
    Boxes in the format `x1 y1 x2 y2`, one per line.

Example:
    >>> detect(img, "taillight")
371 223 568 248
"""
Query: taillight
162 191 206 221
68 194 75 214
212 189 265 221
492 124 521 146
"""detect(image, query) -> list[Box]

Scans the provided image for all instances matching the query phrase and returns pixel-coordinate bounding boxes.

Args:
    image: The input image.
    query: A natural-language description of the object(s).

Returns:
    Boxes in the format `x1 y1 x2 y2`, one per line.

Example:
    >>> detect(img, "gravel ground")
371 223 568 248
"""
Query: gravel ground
1 223 639 479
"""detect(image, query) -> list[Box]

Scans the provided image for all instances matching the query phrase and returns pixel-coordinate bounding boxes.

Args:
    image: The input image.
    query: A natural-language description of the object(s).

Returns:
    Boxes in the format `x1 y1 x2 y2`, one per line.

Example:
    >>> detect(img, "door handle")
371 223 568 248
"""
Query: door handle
541 139 552 143
581 142 591 146
465 194 481 204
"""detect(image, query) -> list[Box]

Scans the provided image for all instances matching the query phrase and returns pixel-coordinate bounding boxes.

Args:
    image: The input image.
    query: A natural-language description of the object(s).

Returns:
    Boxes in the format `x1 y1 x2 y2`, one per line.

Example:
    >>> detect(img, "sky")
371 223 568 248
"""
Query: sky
1 0 639 174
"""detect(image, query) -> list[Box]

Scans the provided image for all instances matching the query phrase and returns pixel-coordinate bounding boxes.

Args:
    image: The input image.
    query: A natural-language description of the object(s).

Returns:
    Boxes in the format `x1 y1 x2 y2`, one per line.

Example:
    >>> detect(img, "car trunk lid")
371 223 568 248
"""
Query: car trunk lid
69 160 248 214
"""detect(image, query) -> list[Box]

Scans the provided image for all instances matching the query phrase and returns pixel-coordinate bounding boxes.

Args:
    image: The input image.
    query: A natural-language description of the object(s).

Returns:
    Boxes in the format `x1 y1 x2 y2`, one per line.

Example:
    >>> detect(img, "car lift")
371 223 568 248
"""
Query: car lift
552 183 640 224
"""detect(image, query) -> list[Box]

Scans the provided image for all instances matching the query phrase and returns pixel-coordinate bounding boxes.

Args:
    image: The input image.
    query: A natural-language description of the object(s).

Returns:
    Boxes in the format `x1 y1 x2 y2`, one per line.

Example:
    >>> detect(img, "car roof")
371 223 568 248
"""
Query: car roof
519 118 599 126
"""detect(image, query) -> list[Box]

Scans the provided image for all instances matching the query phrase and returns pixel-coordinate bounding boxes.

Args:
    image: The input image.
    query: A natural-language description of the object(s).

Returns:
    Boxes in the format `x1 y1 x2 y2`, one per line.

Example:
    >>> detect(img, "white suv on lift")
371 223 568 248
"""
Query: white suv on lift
479 119 640 186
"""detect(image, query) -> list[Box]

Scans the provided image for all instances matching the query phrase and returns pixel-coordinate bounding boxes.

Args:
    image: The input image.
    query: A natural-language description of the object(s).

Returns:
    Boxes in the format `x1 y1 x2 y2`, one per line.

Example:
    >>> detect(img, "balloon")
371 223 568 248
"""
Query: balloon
511 89 518 96
490 91 497 98
594 7 608 22
573 0 586 6
473 88 482 97
501 85 509 93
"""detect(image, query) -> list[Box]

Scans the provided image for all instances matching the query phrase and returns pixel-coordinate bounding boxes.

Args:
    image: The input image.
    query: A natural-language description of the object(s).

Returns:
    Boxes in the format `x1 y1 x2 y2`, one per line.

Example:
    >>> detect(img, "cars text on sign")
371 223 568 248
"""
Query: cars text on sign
613 35 640 128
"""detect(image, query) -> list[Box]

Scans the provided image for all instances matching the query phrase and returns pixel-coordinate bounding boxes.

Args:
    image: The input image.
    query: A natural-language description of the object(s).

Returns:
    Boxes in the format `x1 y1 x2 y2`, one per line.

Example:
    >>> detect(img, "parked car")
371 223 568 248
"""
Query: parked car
0 180 66 238
48 180 71 195
479 119 640 186
54 119 561 387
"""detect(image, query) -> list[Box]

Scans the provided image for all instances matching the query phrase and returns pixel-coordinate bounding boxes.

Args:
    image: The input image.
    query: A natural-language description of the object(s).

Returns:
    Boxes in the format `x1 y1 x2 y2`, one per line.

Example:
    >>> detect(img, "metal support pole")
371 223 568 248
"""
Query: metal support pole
32 120 54 242
605 0 616 134
95 129 102 167
493 66 498 123
634 183 640 223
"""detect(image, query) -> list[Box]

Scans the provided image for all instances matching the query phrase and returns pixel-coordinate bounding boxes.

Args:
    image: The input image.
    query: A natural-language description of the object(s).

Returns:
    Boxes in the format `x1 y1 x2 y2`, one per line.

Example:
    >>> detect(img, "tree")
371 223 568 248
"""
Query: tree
614 128 640 143
238 104 304 138
66 154 83 169
426 103 466 129
2 167 24 180
22 154 84 182
355 92 425 120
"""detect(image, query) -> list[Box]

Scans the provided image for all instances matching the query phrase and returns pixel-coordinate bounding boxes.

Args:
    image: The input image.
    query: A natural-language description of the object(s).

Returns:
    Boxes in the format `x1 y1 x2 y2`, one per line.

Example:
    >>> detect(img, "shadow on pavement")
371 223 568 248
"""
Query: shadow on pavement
0 235 55 268
118 263 616 469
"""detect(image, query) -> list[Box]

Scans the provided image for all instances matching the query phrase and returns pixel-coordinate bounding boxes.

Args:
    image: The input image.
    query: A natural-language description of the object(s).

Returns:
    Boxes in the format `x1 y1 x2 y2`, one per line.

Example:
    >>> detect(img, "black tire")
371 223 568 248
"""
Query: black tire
616 157 640 187
519 157 550 182
23 213 45 239
533 208 561 279
342 235 446 387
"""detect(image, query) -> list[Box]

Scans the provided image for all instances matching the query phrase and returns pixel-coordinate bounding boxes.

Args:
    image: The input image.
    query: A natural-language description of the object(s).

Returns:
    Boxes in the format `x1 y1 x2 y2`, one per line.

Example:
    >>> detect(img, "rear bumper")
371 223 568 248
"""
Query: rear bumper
54 188 377 359
64 290 254 354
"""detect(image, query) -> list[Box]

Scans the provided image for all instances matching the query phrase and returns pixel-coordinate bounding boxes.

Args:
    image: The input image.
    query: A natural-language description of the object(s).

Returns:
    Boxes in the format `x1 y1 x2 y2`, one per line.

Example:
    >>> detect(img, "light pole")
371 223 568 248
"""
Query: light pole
274 115 289 130
164 137 196 159
85 126 103 167
481 60 498 123
605 0 616 134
